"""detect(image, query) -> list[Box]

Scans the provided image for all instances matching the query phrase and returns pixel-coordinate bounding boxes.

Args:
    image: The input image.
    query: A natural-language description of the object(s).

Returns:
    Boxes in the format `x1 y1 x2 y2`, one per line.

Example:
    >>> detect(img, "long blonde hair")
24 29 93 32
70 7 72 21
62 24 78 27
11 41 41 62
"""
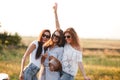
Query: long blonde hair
64 27 82 51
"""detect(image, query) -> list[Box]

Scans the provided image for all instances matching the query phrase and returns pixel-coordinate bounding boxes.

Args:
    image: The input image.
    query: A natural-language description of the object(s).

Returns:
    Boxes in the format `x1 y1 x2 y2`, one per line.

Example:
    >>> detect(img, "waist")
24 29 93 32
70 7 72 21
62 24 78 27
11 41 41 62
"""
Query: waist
62 71 74 77
28 63 40 70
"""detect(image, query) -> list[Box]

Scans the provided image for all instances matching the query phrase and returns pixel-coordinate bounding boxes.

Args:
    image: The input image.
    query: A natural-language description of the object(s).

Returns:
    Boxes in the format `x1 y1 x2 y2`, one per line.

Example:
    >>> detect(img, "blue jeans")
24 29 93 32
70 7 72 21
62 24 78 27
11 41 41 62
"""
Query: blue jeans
24 63 40 80
60 71 74 80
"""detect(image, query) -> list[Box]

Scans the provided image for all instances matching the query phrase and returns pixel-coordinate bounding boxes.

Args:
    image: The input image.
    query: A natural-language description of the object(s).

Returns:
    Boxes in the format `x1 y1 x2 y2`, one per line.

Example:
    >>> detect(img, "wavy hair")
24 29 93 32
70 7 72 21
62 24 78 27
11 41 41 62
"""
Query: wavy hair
64 27 82 50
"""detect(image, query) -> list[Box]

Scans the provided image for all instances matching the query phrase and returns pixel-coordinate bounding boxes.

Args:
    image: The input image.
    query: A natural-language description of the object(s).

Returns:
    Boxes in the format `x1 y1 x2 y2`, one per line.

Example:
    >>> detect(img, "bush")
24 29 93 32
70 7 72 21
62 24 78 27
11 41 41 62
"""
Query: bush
0 44 2 50
0 31 22 47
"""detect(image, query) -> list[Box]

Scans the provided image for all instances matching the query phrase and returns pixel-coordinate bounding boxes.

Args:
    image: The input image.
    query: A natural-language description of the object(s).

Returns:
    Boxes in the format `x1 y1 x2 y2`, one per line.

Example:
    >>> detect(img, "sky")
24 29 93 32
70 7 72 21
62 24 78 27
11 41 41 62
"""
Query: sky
0 0 120 39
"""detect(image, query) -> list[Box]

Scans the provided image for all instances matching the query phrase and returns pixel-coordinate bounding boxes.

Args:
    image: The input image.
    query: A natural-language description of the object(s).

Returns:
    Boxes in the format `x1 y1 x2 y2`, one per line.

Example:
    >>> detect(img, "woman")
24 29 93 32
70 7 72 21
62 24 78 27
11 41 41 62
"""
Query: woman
39 29 65 80
53 3 90 80
61 28 90 80
19 29 51 80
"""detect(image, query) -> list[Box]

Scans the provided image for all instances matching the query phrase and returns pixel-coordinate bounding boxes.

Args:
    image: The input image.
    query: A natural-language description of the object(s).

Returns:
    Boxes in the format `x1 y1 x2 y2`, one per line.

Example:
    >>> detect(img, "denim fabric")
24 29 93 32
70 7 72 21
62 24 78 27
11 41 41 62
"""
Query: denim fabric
24 63 40 80
41 67 60 80
60 71 74 80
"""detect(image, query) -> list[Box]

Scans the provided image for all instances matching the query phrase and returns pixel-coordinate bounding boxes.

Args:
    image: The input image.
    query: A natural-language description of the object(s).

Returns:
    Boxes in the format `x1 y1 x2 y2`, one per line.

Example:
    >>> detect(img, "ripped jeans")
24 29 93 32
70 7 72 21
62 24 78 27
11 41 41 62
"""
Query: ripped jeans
24 63 40 80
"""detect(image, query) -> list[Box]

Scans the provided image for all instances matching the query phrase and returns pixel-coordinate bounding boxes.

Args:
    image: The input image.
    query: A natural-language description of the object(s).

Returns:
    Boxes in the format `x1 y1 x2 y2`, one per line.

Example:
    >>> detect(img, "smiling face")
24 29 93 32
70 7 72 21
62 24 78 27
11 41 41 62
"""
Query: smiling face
64 32 72 44
42 31 51 43
52 31 60 43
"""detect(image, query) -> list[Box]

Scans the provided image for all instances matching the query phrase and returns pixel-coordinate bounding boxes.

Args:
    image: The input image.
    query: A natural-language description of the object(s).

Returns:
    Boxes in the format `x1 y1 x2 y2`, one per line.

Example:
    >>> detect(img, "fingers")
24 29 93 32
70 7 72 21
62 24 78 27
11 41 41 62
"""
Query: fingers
84 77 91 80
53 2 58 10
41 55 46 63
44 53 48 57
19 76 24 80
54 2 57 7
41 53 48 63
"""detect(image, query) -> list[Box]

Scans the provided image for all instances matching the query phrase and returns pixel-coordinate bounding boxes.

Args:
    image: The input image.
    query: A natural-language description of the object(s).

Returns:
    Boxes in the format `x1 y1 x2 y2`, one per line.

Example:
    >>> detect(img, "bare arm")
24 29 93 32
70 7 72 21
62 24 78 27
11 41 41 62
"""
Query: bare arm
78 62 90 80
19 43 36 80
53 3 61 30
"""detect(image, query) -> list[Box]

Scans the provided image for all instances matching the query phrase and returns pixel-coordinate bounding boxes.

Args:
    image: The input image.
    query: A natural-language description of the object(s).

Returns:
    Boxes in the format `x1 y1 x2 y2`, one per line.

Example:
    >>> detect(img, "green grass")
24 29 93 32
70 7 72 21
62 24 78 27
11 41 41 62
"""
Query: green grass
0 38 120 80
76 66 120 80
83 55 120 67
0 48 120 80
0 48 25 80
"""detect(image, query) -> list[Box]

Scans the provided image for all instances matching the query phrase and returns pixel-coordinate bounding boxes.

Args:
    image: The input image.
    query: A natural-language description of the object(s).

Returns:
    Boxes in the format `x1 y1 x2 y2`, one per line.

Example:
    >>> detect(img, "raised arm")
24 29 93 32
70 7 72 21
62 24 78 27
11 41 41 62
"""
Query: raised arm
53 3 61 30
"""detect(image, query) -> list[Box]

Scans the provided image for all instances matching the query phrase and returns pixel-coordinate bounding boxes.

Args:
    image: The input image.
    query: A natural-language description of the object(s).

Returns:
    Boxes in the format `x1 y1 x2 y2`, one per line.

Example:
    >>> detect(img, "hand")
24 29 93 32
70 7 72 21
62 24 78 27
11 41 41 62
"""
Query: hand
84 76 91 80
53 2 58 12
41 54 47 64
41 53 48 63
44 53 48 58
19 72 24 80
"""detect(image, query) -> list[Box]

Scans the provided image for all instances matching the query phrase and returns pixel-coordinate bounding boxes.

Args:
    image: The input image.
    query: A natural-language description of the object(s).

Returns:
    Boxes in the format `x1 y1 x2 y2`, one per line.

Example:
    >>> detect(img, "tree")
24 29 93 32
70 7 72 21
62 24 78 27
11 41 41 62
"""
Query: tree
0 32 22 46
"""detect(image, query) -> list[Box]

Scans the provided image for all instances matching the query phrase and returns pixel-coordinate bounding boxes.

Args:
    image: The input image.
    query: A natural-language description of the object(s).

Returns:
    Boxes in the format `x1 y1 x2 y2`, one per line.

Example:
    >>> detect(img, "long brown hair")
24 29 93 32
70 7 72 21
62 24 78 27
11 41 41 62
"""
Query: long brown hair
64 27 82 50
43 29 65 48
35 29 51 59
37 29 51 42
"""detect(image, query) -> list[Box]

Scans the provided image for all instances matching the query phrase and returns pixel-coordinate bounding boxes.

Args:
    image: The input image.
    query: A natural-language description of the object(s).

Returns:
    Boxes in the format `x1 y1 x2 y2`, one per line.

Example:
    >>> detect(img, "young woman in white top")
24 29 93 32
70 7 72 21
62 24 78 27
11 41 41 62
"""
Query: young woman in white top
53 3 90 80
19 29 51 80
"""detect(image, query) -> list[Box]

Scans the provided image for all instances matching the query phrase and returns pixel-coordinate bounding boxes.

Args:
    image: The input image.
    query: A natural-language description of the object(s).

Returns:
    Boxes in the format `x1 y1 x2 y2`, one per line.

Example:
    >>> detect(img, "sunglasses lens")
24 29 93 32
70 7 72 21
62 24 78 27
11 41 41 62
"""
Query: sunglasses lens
42 34 45 37
53 34 60 39
42 34 50 38
64 36 71 39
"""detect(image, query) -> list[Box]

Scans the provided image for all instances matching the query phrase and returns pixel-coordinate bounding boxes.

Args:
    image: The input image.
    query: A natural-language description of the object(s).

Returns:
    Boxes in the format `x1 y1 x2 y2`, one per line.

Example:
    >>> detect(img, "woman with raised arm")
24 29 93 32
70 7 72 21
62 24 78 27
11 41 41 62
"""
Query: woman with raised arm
19 29 51 80
39 29 65 80
38 3 65 80
53 3 90 80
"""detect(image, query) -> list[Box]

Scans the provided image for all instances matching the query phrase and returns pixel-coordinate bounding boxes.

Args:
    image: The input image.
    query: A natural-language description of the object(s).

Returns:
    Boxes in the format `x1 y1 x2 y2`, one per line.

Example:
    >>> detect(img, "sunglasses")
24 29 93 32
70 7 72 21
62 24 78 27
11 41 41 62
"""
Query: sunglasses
64 35 71 39
52 34 60 39
42 34 50 38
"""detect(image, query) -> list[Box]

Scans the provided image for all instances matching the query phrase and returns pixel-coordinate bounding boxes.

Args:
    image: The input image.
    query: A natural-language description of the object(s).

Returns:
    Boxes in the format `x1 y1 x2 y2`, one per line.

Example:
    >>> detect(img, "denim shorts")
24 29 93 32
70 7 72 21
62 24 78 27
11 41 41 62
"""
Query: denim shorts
24 63 40 80
60 71 74 80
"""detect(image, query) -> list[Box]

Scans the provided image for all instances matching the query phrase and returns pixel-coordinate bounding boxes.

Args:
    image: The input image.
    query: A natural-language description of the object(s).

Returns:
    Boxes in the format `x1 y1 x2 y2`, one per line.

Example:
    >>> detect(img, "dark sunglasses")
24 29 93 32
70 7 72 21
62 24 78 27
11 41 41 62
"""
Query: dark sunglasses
52 34 60 39
64 35 71 39
42 34 50 38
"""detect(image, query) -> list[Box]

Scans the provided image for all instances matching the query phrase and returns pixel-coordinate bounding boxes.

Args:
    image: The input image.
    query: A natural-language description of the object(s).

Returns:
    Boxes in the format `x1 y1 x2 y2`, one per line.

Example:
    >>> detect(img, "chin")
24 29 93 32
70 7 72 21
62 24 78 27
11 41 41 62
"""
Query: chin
67 41 71 44
42 41 45 43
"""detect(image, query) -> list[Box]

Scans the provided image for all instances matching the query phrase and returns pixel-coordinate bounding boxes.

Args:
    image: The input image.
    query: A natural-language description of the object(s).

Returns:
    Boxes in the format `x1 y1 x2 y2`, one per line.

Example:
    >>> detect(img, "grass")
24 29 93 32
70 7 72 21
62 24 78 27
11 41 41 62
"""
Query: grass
83 55 120 68
80 39 120 49
0 38 120 80
76 65 120 80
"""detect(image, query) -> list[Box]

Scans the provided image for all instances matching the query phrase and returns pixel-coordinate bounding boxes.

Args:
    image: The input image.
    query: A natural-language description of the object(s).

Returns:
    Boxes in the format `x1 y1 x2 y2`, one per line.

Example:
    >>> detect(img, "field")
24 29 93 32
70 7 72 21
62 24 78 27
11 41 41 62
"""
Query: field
0 36 120 80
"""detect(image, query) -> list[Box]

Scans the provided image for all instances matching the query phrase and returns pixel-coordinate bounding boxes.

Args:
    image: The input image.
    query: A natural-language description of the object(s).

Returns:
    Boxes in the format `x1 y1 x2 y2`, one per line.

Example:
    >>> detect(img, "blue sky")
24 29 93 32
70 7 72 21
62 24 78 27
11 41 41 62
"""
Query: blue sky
0 0 120 39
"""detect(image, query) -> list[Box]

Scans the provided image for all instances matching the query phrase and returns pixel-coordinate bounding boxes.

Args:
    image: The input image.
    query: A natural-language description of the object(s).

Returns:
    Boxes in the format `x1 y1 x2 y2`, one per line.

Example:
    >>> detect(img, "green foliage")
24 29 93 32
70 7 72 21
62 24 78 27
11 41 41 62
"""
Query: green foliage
0 44 2 50
0 31 22 47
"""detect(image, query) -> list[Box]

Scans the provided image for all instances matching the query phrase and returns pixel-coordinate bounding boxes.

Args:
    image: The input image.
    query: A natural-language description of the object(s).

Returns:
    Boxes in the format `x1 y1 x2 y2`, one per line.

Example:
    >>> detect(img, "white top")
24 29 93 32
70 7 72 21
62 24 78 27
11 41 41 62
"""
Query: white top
29 40 41 68
62 44 82 76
